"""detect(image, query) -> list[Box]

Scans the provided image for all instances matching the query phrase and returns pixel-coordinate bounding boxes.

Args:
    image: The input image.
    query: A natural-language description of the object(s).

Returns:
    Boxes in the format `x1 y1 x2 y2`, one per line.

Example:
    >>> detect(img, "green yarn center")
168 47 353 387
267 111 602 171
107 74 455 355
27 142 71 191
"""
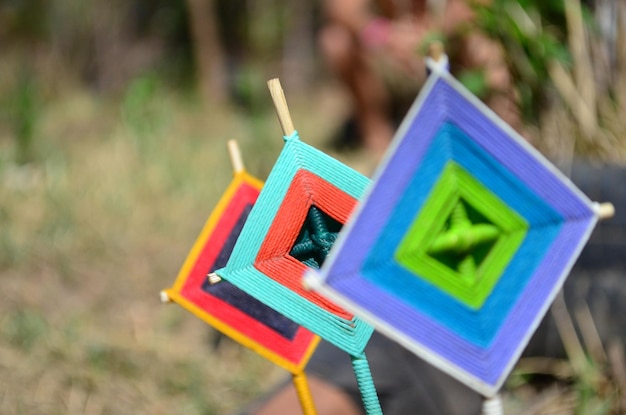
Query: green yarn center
395 162 528 309
290 206 343 269
428 200 500 280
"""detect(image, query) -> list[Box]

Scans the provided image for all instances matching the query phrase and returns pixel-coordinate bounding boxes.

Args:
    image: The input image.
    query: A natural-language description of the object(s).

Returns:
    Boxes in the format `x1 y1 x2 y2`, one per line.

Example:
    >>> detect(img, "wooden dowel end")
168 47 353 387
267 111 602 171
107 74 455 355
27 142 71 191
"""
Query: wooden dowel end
267 78 295 136
160 291 172 303
596 202 615 220
428 41 444 62
207 273 222 285
227 139 245 174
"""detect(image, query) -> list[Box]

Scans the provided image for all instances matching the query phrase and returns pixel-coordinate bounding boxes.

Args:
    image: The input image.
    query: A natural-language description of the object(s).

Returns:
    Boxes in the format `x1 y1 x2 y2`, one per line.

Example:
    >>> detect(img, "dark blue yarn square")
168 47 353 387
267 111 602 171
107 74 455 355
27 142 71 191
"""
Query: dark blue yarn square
202 204 299 340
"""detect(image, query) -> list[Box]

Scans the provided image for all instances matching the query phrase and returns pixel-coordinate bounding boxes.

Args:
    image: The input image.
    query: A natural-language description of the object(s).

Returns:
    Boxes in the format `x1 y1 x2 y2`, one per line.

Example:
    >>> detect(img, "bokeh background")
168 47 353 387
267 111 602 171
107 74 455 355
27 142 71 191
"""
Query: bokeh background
0 0 625 414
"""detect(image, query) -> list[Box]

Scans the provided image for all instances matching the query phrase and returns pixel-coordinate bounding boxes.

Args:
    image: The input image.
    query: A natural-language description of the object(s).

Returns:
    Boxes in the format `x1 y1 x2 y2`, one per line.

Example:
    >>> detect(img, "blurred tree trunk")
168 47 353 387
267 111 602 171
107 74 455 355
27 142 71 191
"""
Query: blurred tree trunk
282 1 316 93
186 0 227 104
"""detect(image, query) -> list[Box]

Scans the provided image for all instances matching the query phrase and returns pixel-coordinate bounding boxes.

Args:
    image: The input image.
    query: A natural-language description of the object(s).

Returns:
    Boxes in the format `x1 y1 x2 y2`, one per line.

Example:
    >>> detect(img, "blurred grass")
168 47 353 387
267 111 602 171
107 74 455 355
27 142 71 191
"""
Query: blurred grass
0 74 351 414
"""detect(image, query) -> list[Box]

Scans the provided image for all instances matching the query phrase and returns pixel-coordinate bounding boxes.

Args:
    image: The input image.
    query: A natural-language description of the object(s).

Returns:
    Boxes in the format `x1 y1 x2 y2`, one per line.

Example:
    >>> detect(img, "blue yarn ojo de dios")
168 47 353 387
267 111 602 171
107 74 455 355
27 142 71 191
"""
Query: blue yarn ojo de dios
307 64 599 397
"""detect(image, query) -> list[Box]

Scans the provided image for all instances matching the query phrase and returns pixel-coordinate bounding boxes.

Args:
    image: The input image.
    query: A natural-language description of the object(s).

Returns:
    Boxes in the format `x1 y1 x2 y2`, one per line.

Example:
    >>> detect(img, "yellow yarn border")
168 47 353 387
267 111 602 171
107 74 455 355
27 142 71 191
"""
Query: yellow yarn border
163 289 320 374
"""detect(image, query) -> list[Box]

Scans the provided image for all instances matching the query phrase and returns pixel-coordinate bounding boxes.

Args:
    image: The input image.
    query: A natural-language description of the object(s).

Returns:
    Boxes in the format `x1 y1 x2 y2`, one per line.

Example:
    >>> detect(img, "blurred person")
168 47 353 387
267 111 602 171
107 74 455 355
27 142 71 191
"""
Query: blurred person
318 0 520 158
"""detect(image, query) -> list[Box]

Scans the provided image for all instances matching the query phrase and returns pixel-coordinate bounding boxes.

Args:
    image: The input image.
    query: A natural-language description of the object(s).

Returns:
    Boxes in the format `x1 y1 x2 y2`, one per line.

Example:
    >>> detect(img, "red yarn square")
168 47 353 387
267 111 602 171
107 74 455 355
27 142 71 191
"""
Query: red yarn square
255 169 357 320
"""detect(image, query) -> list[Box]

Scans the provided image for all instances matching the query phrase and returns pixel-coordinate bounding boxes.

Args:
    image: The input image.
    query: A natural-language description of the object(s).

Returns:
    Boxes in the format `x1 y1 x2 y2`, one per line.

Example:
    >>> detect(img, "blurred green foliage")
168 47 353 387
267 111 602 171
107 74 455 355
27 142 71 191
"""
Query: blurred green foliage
1 309 49 352
472 0 574 121
10 74 41 164
0 0 591 125
121 74 169 150
457 69 489 99
0 0 48 40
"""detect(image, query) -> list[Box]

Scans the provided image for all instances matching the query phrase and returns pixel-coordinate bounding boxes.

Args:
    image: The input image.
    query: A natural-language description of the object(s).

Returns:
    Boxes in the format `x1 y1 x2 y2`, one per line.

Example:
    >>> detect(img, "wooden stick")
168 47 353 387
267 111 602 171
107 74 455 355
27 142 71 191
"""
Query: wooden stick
207 272 222 285
267 78 296 136
227 139 245 174
159 290 172 303
596 202 615 220
428 41 444 62
205 139 246 287
425 40 449 72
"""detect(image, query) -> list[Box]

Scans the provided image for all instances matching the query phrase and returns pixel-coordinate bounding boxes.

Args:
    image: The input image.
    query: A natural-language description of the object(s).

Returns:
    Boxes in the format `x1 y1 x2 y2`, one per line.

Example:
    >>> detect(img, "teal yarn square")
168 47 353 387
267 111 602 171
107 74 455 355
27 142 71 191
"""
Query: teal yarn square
216 131 373 355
